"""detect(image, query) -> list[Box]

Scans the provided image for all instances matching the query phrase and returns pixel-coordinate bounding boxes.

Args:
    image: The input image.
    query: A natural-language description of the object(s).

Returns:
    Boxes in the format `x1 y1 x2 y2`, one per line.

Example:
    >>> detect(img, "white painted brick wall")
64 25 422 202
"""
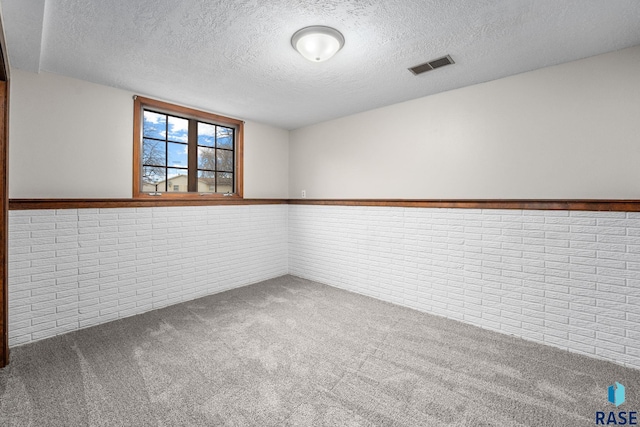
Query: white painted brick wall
288 205 640 370
8 205 288 346
9 203 640 370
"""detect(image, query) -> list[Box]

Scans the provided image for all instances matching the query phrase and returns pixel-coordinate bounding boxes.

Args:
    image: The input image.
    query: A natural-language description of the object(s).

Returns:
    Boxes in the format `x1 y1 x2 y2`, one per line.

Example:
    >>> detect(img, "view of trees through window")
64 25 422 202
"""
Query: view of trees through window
141 110 235 193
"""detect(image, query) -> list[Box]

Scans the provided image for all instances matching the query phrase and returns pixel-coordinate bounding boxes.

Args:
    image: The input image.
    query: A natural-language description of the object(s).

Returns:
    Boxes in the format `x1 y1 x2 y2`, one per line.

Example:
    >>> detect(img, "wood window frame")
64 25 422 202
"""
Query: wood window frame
133 96 244 200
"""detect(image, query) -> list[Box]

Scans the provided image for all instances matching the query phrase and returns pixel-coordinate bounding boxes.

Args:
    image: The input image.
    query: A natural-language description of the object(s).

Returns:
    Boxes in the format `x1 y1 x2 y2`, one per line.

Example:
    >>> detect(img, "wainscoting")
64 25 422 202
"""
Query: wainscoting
289 205 640 370
7 202 640 370
7 204 288 346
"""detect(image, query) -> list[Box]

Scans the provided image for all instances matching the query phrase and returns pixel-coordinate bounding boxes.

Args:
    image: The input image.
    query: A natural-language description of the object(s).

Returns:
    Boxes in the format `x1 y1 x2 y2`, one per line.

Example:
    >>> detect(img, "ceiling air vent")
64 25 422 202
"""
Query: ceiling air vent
409 55 454 75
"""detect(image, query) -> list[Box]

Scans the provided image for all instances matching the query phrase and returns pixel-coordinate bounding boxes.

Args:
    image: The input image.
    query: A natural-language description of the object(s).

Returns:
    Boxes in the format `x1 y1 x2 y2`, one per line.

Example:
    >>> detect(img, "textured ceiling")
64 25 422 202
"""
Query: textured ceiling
2 0 640 129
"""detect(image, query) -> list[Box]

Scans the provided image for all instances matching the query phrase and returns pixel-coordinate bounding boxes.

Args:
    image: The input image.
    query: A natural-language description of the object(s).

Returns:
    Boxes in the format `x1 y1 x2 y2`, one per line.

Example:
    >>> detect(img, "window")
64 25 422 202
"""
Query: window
133 96 243 198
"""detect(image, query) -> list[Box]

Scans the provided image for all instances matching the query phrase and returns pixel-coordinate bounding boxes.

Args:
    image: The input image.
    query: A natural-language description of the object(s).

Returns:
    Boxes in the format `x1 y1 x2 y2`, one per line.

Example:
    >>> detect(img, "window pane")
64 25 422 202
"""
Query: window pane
197 170 216 192
198 147 216 170
217 172 233 193
143 138 166 167
142 166 166 192
167 168 187 192
143 111 166 140
217 127 233 149
216 149 234 172
168 142 188 168
136 99 242 197
167 116 188 142
198 123 215 147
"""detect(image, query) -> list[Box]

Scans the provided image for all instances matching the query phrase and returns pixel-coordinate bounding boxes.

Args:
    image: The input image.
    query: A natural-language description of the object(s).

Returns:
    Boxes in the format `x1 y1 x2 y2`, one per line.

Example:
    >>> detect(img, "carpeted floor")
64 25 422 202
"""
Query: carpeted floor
0 275 638 426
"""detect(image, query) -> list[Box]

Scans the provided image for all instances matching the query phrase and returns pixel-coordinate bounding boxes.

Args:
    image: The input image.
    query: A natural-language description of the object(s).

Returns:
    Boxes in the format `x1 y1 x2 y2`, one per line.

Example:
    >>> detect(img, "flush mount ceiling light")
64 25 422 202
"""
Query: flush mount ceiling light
291 26 345 62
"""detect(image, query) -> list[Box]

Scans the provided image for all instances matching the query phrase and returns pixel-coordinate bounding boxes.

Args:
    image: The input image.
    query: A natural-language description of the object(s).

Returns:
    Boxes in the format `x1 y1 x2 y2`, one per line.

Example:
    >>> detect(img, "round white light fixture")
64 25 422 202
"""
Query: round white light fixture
291 26 345 62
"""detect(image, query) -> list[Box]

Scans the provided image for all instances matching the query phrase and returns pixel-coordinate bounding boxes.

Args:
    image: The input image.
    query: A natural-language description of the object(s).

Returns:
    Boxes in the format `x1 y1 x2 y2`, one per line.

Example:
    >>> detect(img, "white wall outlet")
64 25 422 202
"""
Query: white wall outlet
301 190 306 198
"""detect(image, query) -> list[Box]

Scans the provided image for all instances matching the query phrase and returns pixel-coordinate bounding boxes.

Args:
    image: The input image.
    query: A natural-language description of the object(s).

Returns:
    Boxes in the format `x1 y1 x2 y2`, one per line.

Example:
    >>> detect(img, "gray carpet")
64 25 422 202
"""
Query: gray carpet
0 275 637 426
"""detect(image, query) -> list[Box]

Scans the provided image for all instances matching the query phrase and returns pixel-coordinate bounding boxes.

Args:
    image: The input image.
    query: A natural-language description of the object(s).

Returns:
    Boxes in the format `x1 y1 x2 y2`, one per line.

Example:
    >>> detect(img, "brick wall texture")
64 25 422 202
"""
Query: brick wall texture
8 205 288 346
289 205 640 370
8 204 640 370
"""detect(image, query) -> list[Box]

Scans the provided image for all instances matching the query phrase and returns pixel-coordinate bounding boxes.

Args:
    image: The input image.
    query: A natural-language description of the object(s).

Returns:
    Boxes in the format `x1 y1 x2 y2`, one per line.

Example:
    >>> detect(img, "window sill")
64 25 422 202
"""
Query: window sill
134 193 242 200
